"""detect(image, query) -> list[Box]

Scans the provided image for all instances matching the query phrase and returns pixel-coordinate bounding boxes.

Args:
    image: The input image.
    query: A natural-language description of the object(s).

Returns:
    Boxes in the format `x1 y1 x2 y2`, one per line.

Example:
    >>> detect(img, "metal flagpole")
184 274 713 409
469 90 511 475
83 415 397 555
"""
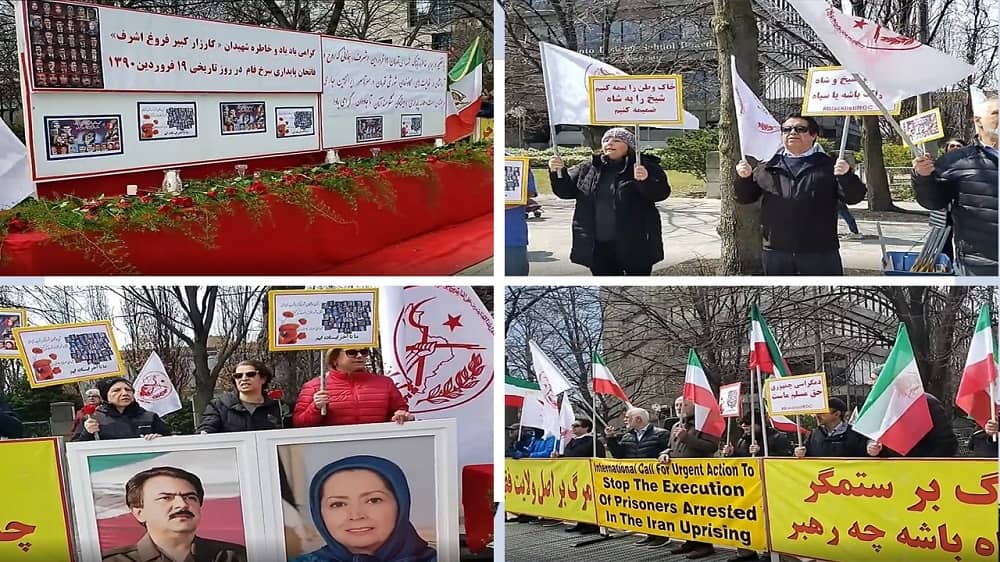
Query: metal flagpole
319 350 327 417
850 73 921 158
838 116 851 160
748 370 757 450
539 45 564 179
755 366 770 457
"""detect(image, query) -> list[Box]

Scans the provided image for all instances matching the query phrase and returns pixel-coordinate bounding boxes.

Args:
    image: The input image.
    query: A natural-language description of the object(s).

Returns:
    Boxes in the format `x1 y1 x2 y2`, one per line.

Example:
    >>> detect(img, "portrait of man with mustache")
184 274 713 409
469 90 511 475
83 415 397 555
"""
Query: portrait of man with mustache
102 466 247 562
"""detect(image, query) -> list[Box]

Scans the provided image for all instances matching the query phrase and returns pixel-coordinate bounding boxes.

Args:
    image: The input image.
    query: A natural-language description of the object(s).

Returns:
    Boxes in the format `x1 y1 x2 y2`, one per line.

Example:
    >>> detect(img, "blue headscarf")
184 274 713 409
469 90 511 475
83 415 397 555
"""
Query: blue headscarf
292 455 437 562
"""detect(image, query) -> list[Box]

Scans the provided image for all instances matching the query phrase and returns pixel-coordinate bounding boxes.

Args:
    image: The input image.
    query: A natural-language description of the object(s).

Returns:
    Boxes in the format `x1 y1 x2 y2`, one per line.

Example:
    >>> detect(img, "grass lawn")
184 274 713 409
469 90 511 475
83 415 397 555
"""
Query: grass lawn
530 169 705 196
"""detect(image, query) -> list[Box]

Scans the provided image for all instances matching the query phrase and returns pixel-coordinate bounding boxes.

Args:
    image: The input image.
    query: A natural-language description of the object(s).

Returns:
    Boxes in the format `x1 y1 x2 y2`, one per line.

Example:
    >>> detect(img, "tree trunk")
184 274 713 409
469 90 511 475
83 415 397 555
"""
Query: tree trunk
191 342 214 429
713 0 762 275
862 115 895 211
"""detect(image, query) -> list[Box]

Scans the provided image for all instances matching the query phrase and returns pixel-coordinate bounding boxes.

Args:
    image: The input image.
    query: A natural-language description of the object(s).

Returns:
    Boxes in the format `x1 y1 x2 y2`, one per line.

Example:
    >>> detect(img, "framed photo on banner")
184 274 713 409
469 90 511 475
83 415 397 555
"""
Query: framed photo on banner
0 308 28 358
504 156 530 206
718 382 742 418
64 433 266 562
13 320 125 388
900 108 946 145
267 288 379 351
254 420 460 562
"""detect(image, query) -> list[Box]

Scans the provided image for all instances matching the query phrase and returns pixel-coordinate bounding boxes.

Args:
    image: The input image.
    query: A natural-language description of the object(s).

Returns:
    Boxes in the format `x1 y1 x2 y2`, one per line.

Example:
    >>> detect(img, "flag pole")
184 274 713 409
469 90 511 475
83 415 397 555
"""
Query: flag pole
990 378 997 443
838 116 851 160
748 371 757 450
795 414 803 448
850 73 921 158
591 365 598 458
538 44 564 178
755 366 770 457
319 349 327 417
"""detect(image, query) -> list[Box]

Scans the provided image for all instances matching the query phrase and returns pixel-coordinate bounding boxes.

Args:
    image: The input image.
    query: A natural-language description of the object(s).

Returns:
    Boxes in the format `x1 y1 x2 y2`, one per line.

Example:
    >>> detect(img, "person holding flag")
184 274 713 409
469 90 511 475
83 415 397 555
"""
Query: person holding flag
912 96 998 276
793 397 867 458
735 114 867 275
957 303 999 457
199 360 284 433
548 128 670 276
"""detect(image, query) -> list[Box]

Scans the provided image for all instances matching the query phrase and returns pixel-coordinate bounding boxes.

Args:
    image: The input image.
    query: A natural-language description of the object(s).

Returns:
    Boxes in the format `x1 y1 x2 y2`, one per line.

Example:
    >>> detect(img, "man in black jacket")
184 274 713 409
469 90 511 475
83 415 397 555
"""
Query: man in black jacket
735 114 867 275
794 397 868 458
865 393 958 457
0 396 23 439
605 406 671 547
969 419 998 457
548 128 670 276
911 97 998 276
552 418 604 534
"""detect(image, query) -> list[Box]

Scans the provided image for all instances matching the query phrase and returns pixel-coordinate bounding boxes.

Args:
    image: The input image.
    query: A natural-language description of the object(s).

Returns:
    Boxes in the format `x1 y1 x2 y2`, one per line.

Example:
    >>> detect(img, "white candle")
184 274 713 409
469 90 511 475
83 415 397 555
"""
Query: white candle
126 185 138 196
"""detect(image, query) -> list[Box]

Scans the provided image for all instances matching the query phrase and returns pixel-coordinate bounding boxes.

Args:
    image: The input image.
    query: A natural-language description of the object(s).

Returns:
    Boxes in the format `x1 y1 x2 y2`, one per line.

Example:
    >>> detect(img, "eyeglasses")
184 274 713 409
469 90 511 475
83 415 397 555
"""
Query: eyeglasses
233 371 259 380
780 125 811 134
344 349 370 357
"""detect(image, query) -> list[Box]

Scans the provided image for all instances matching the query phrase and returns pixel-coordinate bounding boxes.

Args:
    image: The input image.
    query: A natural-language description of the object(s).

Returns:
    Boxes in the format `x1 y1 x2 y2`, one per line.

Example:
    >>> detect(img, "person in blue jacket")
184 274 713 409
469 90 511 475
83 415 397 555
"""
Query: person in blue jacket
505 172 538 275
292 455 436 562
526 434 556 458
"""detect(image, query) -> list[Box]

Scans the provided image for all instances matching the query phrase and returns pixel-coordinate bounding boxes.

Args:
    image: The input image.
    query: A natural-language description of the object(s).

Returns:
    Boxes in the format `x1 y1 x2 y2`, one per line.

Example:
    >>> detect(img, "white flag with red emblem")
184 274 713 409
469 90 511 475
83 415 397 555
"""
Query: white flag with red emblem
731 56 782 161
683 349 726 439
133 352 182 417
558 397 576 453
787 0 975 102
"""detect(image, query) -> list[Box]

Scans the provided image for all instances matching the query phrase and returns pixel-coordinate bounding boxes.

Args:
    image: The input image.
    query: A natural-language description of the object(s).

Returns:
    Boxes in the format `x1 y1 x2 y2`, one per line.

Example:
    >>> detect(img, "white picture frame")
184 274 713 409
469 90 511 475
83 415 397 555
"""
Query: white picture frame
254 420 459 562
64 433 268 562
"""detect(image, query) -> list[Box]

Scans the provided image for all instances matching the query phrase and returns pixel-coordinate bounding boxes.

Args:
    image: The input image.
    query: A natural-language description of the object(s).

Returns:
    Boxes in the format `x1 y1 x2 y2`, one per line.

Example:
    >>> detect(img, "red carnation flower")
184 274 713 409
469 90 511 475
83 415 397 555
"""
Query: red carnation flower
157 204 172 214
426 155 439 163
6 217 30 233
206 189 219 199
81 403 97 415
139 195 153 204
224 186 239 196
268 389 284 400
170 196 194 208
248 180 267 194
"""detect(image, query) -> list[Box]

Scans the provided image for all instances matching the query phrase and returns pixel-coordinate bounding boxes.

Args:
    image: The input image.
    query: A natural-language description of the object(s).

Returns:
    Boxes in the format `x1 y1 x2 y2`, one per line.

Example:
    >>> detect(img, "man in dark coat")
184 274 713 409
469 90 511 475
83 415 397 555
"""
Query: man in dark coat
794 397 868 458
552 418 604 534
968 419 998 457
866 393 958 458
0 396 23 439
605 406 672 547
548 127 670 276
735 114 867 275
657 398 721 559
911 97 998 276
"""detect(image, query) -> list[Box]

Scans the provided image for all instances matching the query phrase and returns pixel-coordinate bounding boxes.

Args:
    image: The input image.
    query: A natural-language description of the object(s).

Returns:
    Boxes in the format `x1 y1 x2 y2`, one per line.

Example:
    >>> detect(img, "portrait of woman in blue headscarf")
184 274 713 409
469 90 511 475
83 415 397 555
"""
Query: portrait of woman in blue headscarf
291 455 437 562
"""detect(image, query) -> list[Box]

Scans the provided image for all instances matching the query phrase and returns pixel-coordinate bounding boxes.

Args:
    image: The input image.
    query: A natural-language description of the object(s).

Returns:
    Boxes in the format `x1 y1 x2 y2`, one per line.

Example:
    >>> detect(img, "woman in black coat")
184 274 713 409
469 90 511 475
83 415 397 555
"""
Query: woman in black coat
73 377 171 441
199 360 283 433
548 127 670 276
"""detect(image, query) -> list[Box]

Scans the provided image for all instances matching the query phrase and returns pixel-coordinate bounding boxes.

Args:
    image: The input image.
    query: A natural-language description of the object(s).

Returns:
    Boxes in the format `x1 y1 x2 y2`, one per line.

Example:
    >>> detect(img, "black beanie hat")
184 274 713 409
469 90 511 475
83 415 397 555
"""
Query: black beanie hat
98 377 131 402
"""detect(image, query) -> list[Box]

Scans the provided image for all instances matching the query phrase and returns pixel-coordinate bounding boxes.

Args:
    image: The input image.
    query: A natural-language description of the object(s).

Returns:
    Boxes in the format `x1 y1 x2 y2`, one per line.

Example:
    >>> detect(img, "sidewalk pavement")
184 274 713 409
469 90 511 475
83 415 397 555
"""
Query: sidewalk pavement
525 196 931 276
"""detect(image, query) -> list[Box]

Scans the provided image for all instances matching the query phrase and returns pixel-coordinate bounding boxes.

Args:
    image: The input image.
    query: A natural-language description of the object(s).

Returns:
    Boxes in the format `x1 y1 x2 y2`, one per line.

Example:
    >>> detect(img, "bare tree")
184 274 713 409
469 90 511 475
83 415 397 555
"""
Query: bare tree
118 290 195 394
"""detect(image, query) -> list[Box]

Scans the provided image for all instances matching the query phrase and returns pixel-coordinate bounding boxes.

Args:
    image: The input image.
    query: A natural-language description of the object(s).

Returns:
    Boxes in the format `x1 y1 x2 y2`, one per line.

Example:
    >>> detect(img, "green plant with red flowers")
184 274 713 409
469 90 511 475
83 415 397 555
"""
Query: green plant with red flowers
0 141 490 273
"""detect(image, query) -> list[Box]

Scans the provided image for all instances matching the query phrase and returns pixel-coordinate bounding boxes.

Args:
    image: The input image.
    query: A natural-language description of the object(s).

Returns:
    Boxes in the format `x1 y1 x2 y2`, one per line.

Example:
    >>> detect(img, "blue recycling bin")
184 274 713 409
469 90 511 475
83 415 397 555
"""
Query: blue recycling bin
882 251 953 276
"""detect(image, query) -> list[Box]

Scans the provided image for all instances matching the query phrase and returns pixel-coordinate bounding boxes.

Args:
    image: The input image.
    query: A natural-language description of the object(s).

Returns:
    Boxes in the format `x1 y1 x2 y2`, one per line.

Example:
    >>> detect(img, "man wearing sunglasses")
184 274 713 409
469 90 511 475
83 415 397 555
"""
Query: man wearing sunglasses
912 97 998 276
293 348 413 427
735 114 867 275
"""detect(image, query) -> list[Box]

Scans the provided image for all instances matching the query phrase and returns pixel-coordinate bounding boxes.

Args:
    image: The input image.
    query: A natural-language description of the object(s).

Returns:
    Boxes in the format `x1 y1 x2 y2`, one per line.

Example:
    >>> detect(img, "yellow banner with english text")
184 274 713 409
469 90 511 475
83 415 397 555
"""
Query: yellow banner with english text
591 458 767 550
504 459 598 524
0 438 74 562
765 458 998 561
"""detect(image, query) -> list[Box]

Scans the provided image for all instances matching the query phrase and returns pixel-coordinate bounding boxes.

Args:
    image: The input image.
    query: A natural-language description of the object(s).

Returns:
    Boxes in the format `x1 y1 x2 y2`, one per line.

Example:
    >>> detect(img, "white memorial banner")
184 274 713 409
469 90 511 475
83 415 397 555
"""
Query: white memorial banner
588 75 683 125
22 1 322 93
321 38 447 148
267 288 379 351
801 66 902 116
765 373 830 417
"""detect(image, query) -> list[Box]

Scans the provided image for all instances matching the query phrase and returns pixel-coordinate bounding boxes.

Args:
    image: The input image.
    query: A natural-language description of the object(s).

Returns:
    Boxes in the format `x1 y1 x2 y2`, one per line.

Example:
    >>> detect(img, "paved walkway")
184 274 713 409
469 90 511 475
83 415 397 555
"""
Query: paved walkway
525 196 932 276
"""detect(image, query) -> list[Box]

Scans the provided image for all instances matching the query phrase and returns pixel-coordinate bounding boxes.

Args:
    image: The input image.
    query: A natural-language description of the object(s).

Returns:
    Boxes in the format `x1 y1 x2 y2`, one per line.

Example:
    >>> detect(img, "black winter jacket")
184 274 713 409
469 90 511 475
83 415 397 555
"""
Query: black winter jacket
606 424 670 459
911 141 998 275
802 423 868 458
732 427 793 457
72 402 172 441
199 392 283 434
562 434 605 458
735 151 867 252
550 153 670 270
968 430 998 458
0 397 22 438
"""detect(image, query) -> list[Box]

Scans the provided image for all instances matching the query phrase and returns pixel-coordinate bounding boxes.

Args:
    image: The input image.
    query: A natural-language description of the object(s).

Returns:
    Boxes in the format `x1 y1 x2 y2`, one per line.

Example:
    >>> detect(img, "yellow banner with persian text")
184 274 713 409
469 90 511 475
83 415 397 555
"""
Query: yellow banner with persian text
504 459 598 524
0 438 74 562
765 458 998 561
591 458 767 550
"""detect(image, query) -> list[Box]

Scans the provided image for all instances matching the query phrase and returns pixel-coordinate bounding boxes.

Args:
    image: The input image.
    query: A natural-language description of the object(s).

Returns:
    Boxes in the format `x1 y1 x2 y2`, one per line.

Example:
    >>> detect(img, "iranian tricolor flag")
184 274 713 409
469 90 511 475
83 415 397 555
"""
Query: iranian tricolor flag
592 352 630 404
956 305 999 430
853 323 933 456
748 305 806 434
444 37 484 143
505 375 540 408
683 349 726 439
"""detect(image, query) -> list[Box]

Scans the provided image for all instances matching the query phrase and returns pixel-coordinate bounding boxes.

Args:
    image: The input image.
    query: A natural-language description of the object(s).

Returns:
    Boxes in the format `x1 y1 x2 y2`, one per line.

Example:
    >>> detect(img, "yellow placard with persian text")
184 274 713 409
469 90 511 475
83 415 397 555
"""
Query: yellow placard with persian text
0 438 74 561
591 458 767 550
765 458 998 561
504 459 598 524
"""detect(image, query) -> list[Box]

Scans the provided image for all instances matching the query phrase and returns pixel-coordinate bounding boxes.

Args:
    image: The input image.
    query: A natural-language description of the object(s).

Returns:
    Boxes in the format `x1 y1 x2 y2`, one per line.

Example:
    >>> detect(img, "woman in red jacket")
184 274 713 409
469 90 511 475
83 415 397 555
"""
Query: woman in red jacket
292 348 413 427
